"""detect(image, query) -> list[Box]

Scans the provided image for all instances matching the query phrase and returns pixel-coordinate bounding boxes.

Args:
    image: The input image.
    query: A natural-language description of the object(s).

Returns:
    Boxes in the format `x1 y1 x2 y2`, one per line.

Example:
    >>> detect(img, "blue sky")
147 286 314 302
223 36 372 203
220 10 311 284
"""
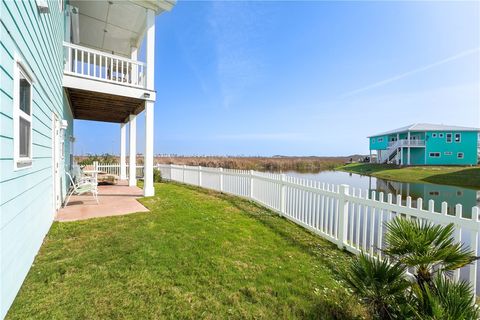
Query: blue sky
74 1 480 156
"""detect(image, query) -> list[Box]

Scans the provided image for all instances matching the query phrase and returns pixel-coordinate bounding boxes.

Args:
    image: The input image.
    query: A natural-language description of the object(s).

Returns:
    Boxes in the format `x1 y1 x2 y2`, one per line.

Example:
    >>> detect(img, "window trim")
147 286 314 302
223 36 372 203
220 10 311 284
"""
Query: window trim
13 56 33 170
432 133 437 138
377 137 383 143
444 151 452 156
446 133 452 143
429 152 440 158
439 133 444 138
454 133 461 143
457 152 464 159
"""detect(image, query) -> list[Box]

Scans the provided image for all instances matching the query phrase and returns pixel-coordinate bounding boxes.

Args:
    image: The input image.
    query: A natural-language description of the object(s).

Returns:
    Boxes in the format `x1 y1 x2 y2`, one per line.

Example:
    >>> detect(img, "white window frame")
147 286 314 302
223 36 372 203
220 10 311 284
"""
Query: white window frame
13 56 33 170
444 151 452 156
439 133 444 138
446 133 452 143
457 152 464 159
454 133 461 143
377 137 383 143
429 152 440 158
432 133 437 138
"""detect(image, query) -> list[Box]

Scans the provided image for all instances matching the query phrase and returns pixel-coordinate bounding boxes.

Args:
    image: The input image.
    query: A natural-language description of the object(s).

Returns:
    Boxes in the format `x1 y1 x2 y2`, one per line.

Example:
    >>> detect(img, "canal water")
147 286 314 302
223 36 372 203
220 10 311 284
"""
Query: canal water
284 170 480 218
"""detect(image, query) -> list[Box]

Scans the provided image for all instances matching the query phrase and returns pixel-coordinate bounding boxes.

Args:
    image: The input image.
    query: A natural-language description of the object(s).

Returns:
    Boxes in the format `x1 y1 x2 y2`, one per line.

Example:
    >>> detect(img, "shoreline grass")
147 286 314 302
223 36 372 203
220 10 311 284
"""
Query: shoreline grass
338 163 480 189
7 182 367 319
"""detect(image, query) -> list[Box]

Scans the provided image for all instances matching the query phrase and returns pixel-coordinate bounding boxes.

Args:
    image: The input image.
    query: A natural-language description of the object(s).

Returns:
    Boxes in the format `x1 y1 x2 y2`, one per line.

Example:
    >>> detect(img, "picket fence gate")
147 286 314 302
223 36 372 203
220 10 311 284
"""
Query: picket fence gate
156 163 480 297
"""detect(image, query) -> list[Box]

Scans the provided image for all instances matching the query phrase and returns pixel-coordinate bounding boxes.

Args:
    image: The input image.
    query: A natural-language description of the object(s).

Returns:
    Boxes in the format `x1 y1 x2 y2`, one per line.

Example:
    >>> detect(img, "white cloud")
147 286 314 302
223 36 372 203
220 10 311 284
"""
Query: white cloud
208 2 266 108
341 47 480 98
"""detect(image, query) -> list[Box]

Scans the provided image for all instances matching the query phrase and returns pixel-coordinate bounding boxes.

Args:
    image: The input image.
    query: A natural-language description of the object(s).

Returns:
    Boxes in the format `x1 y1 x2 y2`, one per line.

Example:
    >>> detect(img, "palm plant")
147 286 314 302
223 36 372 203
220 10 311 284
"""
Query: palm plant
408 275 479 319
383 218 477 289
341 253 410 319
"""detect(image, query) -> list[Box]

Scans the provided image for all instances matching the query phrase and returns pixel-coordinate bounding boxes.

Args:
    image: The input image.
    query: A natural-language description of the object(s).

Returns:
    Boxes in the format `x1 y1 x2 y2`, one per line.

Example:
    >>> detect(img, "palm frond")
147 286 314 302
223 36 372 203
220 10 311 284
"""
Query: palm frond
383 218 477 283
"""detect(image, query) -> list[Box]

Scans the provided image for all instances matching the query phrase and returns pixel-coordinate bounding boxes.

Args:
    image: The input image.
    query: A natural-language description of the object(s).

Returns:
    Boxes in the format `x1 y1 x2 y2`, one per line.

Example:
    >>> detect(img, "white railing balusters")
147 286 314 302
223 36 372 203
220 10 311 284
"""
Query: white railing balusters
63 43 148 89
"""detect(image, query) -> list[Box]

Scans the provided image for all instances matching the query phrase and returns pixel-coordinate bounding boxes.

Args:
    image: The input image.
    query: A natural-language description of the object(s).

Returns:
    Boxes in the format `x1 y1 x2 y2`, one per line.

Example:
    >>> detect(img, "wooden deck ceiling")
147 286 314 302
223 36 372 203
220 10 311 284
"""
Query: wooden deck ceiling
65 88 145 123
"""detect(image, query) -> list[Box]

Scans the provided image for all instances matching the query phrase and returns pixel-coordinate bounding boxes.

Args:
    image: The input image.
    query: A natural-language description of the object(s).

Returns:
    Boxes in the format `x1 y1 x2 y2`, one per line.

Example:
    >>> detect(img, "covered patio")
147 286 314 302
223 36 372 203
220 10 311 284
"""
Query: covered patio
56 181 148 222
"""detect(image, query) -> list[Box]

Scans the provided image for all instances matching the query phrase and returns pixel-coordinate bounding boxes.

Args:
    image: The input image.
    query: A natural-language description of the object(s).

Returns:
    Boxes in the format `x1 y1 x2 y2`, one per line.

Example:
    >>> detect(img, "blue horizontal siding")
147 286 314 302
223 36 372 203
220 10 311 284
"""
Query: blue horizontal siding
0 0 70 318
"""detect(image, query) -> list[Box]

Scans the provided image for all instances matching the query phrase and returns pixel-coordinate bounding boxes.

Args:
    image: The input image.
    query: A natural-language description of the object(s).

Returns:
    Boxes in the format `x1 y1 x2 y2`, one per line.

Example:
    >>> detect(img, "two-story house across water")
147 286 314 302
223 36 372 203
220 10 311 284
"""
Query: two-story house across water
368 123 480 165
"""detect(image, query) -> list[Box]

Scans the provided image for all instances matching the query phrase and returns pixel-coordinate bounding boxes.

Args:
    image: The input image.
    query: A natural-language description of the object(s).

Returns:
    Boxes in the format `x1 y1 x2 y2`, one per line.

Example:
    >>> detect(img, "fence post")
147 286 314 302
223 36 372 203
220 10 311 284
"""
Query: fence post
249 170 254 199
337 184 350 249
183 165 186 183
219 168 224 192
469 206 479 298
169 164 173 181
198 166 202 187
280 174 286 215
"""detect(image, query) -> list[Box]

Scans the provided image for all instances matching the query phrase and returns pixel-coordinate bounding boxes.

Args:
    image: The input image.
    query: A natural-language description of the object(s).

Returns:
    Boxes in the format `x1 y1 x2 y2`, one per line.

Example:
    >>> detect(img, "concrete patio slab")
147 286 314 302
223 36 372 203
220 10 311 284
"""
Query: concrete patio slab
56 180 149 222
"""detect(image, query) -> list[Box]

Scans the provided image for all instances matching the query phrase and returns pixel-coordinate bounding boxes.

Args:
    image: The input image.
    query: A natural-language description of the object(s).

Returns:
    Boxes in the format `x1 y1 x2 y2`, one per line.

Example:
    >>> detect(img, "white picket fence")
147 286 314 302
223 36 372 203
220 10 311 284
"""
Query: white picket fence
157 164 480 296
84 162 144 178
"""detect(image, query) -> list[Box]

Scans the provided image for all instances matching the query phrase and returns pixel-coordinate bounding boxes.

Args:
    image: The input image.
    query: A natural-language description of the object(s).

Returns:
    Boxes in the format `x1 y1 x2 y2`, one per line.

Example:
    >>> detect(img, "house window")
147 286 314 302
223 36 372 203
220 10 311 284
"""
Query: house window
457 152 464 159
429 152 440 158
439 133 444 138
444 152 452 156
372 138 375 143
454 133 461 143
432 133 437 138
446 133 452 143
377 137 383 142
14 60 33 170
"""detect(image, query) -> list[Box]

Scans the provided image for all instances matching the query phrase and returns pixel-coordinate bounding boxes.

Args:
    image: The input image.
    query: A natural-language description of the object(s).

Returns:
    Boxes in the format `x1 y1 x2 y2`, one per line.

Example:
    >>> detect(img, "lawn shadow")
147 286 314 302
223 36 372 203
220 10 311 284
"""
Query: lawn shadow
420 167 480 190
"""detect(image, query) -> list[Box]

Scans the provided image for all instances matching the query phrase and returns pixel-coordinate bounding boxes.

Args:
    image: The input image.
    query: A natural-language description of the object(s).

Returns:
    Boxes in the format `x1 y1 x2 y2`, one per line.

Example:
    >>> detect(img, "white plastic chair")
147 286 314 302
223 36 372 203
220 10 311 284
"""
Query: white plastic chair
72 165 97 185
63 171 99 207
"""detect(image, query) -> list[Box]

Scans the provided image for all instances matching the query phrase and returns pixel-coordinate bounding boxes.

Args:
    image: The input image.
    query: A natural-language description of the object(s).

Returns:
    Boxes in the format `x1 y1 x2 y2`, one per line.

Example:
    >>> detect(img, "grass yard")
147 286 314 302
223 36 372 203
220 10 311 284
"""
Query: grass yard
7 182 367 319
339 163 480 189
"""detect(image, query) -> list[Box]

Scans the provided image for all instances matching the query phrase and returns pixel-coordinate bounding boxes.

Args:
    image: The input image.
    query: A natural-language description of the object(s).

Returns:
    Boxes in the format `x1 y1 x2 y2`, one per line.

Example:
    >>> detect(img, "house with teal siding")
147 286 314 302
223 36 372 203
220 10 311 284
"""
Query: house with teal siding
0 0 174 317
368 123 480 165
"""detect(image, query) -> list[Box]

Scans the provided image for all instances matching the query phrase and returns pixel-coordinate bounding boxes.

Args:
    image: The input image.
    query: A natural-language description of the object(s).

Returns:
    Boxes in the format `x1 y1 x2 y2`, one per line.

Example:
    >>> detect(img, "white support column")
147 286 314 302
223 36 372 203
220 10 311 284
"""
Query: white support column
143 8 155 197
407 131 411 165
120 122 127 180
128 114 137 187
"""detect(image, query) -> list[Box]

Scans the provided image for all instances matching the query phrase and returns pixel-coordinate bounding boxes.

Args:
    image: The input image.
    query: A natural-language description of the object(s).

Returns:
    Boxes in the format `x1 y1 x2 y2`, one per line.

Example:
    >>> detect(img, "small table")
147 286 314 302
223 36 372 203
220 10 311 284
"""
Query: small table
83 170 99 181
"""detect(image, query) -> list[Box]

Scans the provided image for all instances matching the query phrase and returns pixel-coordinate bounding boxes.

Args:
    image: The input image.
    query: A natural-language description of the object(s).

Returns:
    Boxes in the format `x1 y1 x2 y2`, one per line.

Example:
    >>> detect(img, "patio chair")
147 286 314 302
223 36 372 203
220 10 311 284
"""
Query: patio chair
72 165 97 185
63 171 99 207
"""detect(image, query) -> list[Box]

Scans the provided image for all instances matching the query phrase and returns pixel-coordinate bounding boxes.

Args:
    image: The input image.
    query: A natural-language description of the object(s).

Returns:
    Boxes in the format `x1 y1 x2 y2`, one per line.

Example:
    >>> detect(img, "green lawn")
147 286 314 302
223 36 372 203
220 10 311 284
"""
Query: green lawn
338 163 480 189
7 182 367 319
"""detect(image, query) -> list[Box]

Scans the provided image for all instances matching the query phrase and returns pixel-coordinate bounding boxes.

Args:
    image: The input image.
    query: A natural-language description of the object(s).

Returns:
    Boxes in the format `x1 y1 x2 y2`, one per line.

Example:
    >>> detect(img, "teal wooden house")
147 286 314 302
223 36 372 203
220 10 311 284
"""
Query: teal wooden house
0 0 174 317
368 124 480 165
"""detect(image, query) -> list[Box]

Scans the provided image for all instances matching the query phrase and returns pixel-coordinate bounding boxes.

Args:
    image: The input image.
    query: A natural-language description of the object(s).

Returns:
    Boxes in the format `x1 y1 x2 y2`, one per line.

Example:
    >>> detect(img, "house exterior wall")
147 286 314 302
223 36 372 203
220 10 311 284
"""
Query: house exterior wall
425 131 478 165
0 1 72 317
401 147 425 165
369 135 388 150
370 130 478 166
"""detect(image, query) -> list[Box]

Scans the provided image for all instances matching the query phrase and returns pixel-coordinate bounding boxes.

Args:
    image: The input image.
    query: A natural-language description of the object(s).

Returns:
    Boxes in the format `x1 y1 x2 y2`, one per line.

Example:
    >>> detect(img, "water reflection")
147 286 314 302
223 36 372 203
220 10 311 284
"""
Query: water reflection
284 170 480 218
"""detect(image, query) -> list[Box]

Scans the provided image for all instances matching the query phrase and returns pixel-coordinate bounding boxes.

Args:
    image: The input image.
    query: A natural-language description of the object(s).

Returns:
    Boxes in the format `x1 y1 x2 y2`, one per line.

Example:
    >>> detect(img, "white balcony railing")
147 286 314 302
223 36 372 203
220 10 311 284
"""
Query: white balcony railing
388 139 425 147
63 42 146 88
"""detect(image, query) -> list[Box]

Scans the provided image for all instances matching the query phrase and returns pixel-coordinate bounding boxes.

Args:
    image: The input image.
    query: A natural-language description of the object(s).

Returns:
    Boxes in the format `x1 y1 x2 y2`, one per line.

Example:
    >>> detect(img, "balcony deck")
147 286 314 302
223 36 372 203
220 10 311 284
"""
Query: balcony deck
63 43 155 123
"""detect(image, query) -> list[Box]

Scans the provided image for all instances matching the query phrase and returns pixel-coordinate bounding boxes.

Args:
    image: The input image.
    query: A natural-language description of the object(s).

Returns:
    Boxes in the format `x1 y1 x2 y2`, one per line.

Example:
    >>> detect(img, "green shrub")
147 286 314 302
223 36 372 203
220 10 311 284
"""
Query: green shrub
153 169 162 183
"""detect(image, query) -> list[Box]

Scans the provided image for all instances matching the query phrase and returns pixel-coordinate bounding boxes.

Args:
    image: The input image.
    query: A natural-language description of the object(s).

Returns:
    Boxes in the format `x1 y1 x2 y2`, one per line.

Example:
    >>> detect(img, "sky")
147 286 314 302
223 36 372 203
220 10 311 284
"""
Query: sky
74 0 480 156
